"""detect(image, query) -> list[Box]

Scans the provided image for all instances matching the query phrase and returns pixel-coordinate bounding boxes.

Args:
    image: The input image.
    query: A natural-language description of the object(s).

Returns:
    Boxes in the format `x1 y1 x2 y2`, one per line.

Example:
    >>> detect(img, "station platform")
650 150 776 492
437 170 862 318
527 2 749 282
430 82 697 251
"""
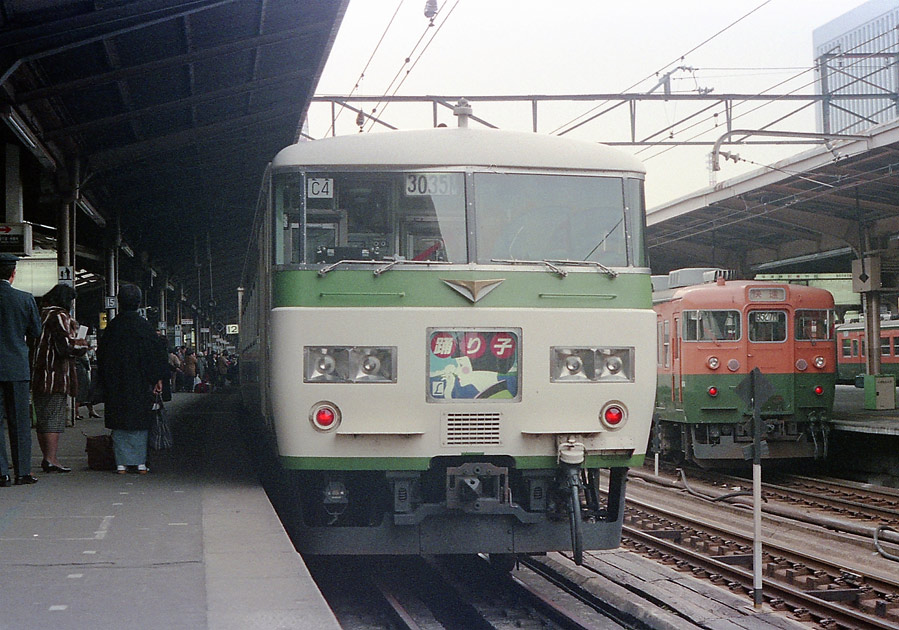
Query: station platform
832 384 899 436
0 390 340 630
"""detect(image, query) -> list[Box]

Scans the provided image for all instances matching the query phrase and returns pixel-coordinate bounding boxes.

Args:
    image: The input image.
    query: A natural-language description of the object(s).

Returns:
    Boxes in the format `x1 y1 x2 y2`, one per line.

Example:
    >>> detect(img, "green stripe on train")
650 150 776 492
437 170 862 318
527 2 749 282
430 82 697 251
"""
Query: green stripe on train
655 371 836 423
273 269 652 308
280 454 644 470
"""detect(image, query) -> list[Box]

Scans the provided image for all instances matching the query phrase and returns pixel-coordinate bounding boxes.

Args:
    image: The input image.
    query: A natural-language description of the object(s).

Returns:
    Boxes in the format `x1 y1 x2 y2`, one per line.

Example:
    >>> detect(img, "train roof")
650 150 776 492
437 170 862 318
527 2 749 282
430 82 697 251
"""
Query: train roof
271 127 646 173
654 279 835 308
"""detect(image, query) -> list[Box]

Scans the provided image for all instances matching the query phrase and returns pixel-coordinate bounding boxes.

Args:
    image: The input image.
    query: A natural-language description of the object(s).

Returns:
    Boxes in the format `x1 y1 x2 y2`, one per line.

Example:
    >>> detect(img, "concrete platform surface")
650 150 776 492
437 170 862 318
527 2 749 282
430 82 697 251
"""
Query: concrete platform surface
0 390 340 630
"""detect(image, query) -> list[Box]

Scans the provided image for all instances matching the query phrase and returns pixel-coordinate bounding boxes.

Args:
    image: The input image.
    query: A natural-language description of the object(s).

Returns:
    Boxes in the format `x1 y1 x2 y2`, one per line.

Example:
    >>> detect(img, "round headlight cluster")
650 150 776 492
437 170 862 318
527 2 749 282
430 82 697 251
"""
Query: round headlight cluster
814 356 826 369
795 358 808 371
707 356 720 370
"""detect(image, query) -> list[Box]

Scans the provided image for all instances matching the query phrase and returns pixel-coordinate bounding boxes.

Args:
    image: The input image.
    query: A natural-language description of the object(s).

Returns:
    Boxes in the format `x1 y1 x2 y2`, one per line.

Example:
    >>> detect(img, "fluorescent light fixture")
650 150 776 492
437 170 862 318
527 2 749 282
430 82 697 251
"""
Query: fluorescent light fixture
2 107 56 171
75 196 106 227
120 242 134 258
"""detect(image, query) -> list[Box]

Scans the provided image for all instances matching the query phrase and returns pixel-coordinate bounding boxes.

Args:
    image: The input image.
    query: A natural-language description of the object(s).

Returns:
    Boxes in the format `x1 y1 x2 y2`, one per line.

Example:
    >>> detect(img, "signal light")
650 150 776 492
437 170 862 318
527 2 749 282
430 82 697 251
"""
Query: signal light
813 385 824 396
708 386 719 397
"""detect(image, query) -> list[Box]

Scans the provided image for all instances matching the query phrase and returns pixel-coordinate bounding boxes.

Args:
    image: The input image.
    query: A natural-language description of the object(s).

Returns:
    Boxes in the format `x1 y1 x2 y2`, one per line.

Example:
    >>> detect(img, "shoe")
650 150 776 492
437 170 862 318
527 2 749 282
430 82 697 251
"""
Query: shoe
0 475 10 487
14 475 38 485
137 464 149 475
41 460 71 473
89 411 101 418
116 466 126 475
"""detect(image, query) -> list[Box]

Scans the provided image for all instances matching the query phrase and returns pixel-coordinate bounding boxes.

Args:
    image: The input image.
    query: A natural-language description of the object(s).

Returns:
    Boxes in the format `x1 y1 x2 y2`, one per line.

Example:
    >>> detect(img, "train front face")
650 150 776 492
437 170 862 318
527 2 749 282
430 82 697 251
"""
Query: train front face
673 283 836 466
268 159 655 557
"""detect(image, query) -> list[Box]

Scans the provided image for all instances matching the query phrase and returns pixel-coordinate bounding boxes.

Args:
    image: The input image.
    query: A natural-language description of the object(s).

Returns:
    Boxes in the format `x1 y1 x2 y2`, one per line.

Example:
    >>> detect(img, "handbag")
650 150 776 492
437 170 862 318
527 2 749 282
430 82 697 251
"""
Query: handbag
85 432 116 470
150 394 173 451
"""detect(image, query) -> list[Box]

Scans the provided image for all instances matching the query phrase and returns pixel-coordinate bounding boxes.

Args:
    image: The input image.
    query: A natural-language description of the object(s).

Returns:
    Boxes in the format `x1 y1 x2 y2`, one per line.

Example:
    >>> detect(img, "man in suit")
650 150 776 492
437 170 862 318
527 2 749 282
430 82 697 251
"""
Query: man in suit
0 253 42 486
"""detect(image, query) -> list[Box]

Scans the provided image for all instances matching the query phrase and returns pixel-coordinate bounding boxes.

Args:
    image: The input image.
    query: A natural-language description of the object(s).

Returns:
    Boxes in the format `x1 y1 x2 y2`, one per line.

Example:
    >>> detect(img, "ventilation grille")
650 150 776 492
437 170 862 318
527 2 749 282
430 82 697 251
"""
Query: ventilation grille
443 413 502 446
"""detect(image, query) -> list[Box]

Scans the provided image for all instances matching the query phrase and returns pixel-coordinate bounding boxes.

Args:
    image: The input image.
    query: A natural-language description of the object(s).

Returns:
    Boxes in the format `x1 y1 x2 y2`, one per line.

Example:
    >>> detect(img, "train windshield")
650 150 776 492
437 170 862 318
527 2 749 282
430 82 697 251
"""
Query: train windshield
795 309 834 341
274 171 467 265
474 173 637 266
272 171 645 267
682 310 741 341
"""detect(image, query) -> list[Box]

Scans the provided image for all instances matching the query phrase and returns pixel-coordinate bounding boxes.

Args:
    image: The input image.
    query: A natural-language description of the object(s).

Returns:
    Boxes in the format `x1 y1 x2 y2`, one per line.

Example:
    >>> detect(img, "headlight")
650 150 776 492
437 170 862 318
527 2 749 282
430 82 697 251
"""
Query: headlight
707 356 720 370
551 347 634 382
814 356 826 369
305 346 397 383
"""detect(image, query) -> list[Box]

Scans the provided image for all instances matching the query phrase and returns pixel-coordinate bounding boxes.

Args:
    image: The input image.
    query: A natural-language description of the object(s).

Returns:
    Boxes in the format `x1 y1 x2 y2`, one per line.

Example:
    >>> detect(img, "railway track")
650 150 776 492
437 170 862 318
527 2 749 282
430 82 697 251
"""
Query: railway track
625 469 899 629
309 554 645 629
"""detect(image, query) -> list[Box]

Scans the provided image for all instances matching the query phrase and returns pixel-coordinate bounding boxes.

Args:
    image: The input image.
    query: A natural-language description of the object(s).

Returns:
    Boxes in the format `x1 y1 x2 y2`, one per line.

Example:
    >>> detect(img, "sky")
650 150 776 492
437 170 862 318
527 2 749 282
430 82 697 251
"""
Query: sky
308 0 873 208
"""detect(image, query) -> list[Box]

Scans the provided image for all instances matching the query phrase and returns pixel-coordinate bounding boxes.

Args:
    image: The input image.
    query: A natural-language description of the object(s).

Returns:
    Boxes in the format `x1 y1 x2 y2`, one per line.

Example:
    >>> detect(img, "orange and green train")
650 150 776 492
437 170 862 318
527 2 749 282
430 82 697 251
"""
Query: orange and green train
652 269 835 468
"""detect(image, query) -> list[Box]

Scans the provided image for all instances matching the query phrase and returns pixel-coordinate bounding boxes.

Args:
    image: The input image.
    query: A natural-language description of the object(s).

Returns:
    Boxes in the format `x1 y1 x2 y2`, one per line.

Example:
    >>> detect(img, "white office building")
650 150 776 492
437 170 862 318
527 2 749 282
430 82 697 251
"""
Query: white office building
814 0 899 134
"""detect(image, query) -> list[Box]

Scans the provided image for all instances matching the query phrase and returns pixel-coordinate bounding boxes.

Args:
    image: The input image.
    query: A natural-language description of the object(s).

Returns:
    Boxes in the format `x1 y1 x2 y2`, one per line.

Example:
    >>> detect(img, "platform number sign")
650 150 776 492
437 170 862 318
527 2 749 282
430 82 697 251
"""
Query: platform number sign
307 178 333 199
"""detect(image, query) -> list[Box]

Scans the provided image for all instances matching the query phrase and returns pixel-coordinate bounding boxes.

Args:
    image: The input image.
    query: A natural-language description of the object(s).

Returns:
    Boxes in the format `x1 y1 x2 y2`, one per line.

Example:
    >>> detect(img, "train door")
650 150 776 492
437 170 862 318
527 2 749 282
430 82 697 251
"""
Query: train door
746 308 790 377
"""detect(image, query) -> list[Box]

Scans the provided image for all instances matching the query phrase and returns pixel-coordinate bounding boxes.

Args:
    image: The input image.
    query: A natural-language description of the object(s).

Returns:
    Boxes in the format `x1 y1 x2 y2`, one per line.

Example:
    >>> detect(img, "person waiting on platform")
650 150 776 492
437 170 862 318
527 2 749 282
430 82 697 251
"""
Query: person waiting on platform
97 284 168 474
32 283 89 473
0 253 42 486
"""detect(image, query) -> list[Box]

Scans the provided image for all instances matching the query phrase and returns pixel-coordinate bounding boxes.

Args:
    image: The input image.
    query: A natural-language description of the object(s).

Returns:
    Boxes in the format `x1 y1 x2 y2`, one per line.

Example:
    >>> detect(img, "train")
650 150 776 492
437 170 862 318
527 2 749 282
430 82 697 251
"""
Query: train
835 319 899 383
238 102 655 565
652 269 835 468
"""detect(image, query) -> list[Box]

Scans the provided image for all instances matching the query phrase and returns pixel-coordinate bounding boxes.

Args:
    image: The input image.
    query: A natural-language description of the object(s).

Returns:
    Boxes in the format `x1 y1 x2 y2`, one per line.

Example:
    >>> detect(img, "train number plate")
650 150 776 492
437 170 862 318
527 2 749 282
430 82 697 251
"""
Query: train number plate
427 328 521 402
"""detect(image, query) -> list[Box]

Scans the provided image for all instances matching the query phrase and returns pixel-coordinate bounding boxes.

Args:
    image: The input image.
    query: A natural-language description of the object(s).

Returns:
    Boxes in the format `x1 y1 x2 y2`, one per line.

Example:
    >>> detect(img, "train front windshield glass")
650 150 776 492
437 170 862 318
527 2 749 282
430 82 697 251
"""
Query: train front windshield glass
474 173 630 265
273 171 643 267
273 171 467 265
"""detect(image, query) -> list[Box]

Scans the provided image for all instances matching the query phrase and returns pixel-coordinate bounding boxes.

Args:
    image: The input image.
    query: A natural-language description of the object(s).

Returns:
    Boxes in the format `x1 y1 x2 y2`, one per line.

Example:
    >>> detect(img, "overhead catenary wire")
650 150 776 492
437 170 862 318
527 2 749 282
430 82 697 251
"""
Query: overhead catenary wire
550 0 774 136
637 26 899 163
363 0 460 132
323 0 406 137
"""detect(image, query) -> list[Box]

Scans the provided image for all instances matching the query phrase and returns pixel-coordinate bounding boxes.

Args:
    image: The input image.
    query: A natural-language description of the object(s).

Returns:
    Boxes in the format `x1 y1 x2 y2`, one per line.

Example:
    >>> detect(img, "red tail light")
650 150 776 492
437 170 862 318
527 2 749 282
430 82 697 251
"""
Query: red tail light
814 385 824 396
600 403 626 429
310 401 341 431
708 386 719 397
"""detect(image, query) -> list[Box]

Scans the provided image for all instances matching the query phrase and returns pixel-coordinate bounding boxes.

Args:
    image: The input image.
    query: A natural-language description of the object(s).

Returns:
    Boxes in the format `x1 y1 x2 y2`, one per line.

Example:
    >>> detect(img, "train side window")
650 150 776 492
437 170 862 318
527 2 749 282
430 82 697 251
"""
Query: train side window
841 338 852 358
882 337 891 356
894 336 899 357
852 338 859 357
682 309 740 341
748 310 786 342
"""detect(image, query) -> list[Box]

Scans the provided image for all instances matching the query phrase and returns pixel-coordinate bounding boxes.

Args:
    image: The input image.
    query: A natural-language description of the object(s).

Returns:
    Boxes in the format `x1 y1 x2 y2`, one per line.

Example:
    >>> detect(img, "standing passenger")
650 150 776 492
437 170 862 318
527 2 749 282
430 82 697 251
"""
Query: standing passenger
0 253 42 486
97 284 168 474
32 283 88 472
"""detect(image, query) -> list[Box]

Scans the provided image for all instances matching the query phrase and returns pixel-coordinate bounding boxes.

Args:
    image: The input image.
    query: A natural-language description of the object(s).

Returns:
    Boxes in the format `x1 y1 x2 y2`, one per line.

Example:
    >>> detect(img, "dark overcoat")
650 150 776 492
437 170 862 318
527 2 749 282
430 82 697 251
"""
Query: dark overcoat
97 311 168 431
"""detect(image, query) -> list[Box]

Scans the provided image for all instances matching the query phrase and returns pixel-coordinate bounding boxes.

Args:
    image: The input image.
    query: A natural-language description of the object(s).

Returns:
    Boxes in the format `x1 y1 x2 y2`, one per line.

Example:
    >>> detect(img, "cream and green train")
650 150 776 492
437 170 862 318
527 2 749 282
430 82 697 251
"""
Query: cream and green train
240 105 655 564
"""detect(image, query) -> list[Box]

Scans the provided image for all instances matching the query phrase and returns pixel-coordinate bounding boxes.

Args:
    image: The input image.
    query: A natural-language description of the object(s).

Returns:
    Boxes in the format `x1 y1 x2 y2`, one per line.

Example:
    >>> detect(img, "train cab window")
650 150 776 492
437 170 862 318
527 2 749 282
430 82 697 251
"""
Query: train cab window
748 310 786 342
474 173 630 266
682 310 741 341
794 309 834 341
272 171 466 265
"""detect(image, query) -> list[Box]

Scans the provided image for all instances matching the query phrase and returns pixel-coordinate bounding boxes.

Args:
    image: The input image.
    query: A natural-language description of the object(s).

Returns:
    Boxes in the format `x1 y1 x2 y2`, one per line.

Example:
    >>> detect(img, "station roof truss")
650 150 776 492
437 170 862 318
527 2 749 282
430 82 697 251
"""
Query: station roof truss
0 0 348 317
646 117 899 279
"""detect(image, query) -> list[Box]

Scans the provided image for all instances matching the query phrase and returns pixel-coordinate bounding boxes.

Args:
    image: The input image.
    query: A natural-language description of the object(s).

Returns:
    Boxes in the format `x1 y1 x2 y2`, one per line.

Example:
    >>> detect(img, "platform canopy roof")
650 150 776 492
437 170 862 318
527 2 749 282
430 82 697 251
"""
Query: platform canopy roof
0 0 348 318
646 118 899 283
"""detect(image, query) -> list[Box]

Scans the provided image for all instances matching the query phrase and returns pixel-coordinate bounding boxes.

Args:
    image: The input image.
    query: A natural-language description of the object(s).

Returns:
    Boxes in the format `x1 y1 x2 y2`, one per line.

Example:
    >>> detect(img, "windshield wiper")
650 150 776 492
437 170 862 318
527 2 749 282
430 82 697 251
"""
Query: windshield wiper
372 258 452 276
491 259 568 277
318 259 390 276
545 259 619 278
318 258 452 277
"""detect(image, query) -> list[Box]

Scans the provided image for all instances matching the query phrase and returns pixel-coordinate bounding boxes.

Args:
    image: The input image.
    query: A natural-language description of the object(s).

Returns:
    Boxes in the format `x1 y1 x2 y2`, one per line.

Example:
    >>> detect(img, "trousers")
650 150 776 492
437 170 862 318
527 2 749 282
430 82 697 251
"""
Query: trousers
0 381 33 477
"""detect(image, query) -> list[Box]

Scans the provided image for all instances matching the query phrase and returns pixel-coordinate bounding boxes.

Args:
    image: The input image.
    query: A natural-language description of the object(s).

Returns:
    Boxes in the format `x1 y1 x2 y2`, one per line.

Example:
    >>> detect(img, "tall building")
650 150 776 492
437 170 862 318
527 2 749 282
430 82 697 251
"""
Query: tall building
814 0 899 134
